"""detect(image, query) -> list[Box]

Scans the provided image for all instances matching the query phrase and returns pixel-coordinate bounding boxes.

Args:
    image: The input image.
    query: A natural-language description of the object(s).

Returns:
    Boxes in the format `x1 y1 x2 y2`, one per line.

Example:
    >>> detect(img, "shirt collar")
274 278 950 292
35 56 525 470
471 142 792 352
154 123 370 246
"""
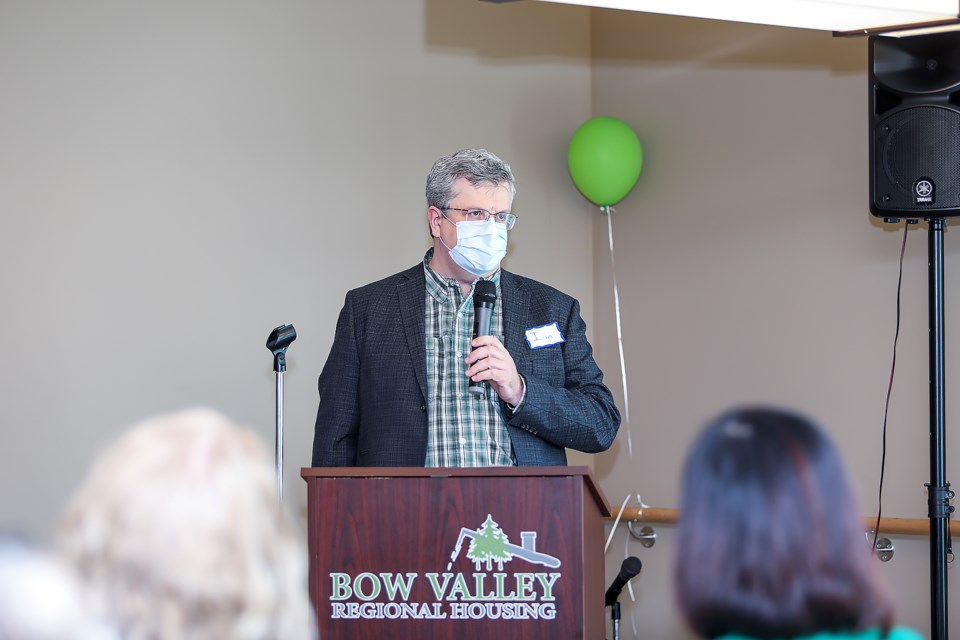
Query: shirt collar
422 248 501 303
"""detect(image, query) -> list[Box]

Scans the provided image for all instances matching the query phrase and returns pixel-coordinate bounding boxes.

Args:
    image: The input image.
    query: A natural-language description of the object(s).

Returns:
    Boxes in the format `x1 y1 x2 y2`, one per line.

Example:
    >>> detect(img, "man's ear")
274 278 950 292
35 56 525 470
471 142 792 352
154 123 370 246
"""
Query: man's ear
427 206 442 238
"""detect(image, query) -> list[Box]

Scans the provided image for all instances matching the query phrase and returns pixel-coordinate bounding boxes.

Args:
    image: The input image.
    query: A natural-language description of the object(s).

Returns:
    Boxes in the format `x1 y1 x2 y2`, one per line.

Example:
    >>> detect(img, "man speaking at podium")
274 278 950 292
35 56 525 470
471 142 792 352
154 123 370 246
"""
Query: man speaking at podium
311 149 620 467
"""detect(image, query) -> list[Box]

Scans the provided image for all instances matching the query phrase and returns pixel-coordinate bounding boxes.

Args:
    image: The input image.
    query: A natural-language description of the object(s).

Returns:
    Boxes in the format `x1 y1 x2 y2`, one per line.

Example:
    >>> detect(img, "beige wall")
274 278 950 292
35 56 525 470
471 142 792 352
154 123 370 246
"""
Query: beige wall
0 0 593 536
589 11 959 638
1 2 955 638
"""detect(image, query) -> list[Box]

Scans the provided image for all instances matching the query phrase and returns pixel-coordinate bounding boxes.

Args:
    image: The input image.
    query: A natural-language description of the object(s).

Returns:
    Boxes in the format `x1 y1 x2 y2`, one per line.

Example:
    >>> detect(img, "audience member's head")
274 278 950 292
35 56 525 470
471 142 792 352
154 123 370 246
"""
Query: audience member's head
0 534 112 639
58 409 315 640
675 406 893 639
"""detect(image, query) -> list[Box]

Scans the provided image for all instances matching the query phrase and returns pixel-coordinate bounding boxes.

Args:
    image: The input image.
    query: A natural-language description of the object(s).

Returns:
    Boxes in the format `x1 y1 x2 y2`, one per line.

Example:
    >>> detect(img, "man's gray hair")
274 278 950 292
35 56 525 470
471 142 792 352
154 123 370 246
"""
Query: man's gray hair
426 149 516 209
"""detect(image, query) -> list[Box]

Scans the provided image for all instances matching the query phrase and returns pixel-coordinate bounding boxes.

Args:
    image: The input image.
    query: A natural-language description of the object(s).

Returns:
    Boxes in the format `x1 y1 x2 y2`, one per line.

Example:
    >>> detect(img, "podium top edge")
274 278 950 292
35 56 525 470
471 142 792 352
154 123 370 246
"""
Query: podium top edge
300 465 611 515
301 465 590 479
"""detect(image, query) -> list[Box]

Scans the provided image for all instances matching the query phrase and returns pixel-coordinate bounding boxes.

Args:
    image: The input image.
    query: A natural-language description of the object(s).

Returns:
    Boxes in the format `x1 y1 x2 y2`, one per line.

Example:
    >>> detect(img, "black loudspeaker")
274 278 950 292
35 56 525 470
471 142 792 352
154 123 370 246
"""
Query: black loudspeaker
870 33 960 218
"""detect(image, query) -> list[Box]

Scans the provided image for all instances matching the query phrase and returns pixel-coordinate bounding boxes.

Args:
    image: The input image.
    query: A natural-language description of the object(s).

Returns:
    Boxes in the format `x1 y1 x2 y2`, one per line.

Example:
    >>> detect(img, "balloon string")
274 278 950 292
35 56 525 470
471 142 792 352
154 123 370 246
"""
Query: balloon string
604 492 632 554
626 494 645 638
625 530 639 640
604 205 632 459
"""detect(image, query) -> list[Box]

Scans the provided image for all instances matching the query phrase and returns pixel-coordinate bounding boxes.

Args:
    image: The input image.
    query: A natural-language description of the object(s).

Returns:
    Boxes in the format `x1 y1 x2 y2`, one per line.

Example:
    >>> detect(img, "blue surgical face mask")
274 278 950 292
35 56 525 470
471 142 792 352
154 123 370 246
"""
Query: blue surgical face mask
440 217 508 276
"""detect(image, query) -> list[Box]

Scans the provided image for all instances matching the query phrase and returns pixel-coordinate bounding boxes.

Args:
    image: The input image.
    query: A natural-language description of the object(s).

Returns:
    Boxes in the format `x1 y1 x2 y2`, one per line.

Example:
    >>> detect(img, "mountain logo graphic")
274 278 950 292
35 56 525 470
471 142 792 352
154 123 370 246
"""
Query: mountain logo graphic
446 514 561 571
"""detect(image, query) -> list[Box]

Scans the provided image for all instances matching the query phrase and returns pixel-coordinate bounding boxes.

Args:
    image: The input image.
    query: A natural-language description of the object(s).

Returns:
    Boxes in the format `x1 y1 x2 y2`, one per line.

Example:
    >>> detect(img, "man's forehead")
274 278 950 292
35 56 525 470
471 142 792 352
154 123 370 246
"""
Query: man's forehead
450 178 512 204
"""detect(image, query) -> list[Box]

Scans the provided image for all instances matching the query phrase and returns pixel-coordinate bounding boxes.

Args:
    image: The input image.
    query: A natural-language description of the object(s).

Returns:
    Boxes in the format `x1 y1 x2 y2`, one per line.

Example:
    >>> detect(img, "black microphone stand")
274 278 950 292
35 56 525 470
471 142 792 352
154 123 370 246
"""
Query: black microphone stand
610 601 623 640
266 324 296 504
605 556 642 640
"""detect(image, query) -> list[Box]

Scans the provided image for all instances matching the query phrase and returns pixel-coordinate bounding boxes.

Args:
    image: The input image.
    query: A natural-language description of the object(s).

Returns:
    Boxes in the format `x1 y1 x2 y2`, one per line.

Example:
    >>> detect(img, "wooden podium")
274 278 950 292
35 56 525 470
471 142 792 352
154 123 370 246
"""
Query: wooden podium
301 466 611 640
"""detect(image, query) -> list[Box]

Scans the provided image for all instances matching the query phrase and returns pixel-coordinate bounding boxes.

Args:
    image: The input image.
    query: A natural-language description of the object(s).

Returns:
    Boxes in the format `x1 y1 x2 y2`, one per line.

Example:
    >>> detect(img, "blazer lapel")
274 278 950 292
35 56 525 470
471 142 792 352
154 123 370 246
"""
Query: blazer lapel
501 270 529 366
399 266 428 403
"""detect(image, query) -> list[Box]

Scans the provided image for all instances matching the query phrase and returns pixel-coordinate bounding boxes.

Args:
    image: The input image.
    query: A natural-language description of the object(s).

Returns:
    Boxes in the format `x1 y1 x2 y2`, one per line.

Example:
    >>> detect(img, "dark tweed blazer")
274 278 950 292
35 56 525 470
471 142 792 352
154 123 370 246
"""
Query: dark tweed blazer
311 263 621 467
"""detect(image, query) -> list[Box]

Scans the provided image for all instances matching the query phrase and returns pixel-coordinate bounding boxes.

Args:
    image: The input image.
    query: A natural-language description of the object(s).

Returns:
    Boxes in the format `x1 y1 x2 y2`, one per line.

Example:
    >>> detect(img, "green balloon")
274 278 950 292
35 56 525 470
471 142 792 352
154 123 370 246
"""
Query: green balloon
567 116 643 207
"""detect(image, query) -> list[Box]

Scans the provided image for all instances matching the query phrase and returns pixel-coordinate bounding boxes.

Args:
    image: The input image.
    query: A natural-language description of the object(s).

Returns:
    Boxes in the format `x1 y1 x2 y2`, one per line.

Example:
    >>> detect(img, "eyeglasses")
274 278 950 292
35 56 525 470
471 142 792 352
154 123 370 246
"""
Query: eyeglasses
440 207 518 230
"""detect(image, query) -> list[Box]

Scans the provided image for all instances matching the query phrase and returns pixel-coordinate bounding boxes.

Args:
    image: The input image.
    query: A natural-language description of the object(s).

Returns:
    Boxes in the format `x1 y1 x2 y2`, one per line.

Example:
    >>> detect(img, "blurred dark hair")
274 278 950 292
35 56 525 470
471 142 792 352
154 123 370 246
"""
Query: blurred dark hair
675 407 893 639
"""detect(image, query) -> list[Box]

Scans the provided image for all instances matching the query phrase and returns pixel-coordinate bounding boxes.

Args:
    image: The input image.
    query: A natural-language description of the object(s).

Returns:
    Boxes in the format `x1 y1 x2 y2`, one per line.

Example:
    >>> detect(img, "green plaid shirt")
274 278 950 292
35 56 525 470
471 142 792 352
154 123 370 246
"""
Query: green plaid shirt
422 249 515 467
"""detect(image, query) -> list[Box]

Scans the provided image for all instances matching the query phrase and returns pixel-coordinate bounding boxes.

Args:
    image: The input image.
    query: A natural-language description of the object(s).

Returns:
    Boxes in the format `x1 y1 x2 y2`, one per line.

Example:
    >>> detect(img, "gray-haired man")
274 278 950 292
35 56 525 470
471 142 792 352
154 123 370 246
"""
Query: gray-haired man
312 149 620 467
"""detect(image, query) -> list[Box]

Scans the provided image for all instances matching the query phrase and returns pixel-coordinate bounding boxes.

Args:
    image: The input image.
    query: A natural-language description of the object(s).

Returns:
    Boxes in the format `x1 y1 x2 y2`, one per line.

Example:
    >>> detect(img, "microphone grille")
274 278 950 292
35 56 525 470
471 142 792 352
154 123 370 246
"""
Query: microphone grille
620 556 642 580
474 279 497 301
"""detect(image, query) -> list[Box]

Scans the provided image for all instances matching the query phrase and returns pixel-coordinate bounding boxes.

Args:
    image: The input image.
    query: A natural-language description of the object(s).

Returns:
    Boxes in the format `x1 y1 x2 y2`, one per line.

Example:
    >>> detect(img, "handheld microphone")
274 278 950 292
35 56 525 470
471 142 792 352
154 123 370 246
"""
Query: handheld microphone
469 280 497 396
604 556 642 607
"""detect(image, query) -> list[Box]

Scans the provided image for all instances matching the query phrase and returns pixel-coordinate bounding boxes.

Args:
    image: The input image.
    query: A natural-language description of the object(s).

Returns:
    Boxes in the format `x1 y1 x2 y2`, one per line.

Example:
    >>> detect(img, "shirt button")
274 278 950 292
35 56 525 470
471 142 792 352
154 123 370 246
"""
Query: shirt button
457 312 463 318
459 437 467 445
456 351 462 358
456 392 463 398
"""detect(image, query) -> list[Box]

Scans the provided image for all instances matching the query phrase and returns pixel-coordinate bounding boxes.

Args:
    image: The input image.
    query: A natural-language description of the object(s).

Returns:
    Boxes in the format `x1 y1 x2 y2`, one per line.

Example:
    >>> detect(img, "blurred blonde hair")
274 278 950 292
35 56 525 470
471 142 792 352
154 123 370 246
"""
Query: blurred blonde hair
58 409 315 640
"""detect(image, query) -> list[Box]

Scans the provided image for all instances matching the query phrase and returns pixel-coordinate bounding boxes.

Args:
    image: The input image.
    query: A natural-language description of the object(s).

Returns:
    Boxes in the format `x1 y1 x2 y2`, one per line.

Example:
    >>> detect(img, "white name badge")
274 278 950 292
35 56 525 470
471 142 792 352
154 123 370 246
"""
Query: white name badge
525 322 566 349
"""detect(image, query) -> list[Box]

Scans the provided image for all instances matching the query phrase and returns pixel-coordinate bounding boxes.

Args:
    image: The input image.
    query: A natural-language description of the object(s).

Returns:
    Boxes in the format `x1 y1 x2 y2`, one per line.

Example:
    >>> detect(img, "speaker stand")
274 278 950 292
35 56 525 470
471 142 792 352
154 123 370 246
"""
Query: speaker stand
926 217 953 640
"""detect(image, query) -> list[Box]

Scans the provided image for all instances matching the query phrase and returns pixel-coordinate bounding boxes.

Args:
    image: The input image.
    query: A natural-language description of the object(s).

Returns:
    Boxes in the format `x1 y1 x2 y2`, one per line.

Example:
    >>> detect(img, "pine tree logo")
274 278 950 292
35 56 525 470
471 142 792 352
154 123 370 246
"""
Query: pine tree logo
446 514 561 571
467 515 513 571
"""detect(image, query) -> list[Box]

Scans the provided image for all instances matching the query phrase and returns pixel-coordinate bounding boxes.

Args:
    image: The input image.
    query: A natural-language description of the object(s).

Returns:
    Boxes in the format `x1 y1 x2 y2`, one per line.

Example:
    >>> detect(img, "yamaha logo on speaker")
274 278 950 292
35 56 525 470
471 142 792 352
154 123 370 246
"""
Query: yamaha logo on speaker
915 178 935 205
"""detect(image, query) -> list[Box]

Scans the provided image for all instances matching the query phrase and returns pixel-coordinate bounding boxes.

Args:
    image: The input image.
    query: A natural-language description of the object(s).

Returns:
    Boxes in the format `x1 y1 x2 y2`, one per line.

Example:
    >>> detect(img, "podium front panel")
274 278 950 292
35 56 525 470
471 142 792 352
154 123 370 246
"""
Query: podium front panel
303 469 605 640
